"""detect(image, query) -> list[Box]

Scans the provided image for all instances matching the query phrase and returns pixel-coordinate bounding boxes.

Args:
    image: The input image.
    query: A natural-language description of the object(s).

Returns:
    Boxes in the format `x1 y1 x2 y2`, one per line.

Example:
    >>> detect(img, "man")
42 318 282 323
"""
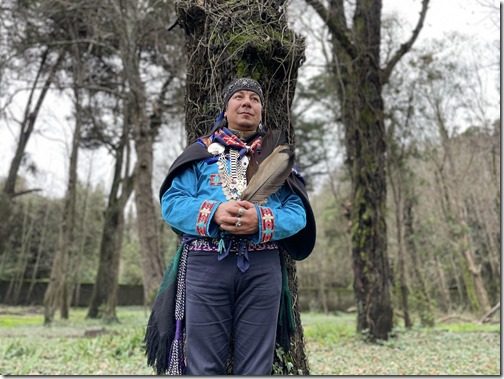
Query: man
145 78 315 375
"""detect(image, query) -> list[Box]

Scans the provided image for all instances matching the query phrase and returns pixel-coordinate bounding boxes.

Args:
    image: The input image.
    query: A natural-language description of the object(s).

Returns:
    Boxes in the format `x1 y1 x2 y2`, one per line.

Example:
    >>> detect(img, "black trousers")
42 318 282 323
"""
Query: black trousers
185 250 282 375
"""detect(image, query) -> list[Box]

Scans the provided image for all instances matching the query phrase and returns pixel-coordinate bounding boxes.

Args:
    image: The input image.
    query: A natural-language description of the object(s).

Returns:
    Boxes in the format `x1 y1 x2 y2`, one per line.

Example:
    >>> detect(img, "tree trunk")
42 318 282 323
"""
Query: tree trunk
42 123 80 323
69 165 92 307
433 254 451 313
394 190 412 328
43 83 81 324
176 0 307 373
87 200 126 321
26 203 51 303
386 126 412 329
337 0 392 340
403 186 434 327
87 104 134 321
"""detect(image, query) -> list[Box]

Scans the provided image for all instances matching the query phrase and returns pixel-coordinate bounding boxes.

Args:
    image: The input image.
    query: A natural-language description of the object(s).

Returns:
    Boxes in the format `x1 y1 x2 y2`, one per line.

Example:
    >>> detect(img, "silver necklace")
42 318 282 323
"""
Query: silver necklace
209 142 250 201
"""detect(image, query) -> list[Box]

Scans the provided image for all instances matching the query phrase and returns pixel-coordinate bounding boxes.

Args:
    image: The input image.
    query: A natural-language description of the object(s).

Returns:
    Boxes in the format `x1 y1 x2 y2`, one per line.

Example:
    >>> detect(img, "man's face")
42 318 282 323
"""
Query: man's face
224 90 262 132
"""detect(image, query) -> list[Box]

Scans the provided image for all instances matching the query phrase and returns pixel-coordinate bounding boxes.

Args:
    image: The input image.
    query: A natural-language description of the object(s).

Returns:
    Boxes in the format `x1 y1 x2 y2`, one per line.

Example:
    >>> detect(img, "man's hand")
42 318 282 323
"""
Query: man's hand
213 200 258 235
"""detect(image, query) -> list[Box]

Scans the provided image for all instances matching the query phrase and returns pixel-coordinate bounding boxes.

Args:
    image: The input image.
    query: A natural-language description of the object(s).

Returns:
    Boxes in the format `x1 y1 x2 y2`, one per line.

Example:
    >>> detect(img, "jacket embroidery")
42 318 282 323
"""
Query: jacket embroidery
259 207 274 243
196 200 217 236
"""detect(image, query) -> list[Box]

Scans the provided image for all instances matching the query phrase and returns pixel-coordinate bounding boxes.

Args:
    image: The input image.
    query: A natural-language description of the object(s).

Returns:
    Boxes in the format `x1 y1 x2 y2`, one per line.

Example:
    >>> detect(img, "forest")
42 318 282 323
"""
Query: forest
0 0 500 374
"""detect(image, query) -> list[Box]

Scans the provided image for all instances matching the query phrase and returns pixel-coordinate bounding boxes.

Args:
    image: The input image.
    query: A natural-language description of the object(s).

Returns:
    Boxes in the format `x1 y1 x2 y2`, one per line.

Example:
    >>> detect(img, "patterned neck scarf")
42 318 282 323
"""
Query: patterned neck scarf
213 127 261 158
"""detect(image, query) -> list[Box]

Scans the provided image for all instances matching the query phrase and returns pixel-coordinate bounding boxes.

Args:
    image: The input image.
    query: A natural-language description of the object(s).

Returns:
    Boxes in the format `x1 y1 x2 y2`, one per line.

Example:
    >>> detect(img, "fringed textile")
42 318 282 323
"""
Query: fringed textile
144 242 189 375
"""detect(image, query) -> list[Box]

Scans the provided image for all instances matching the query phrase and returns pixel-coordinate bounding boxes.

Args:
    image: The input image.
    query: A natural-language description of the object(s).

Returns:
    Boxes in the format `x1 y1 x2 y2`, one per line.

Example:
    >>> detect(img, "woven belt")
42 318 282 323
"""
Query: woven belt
188 238 278 253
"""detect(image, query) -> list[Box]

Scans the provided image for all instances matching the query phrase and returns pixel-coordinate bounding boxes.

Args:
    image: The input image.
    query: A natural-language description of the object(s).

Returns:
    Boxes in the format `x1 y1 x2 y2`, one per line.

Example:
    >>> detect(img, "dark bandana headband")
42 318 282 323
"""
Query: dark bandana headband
223 78 264 108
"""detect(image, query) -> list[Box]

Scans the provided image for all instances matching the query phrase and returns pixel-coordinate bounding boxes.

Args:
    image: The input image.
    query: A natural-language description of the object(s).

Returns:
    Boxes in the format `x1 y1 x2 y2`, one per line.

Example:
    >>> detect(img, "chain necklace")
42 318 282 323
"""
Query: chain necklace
216 148 249 201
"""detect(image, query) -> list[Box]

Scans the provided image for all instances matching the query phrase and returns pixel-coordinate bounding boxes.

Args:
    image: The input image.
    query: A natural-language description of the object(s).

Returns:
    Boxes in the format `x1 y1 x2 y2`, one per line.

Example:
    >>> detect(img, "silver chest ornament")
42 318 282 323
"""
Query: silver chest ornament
207 142 225 156
210 143 250 201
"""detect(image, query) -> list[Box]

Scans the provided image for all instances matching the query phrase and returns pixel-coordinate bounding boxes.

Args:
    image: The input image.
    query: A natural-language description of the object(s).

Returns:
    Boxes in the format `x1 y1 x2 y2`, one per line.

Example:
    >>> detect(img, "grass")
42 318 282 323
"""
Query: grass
0 306 500 375
301 312 500 375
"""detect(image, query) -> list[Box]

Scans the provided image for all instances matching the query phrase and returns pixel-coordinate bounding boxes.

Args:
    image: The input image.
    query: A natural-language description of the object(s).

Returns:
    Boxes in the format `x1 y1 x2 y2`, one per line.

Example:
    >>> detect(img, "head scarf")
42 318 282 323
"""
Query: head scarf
222 77 264 109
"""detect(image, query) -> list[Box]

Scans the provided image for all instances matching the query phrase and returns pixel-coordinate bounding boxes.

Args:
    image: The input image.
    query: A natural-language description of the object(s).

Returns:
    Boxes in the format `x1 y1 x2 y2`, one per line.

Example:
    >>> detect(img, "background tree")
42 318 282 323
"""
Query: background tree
304 0 430 340
104 0 185 305
41 0 99 323
87 90 135 321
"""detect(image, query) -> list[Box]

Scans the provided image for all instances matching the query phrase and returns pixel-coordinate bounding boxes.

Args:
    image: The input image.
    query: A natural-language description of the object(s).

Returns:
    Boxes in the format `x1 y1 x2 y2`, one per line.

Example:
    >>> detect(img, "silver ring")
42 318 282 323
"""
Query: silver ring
237 208 245 217
235 220 242 227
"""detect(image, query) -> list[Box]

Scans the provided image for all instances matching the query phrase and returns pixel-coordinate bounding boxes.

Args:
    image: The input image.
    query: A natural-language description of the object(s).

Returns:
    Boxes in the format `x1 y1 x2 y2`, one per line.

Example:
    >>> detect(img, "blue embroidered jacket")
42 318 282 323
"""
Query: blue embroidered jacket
161 140 306 245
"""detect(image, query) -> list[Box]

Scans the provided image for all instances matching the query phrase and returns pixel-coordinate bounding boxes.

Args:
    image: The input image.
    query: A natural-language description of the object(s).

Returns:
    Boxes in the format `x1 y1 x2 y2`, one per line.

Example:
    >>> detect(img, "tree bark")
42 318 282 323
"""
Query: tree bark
176 0 308 373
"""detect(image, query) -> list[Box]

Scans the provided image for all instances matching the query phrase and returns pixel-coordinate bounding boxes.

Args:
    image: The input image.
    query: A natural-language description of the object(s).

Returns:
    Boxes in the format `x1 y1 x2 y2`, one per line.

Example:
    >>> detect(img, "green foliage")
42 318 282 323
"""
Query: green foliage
302 312 355 343
0 314 42 327
0 179 106 285
120 237 143 285
271 345 296 375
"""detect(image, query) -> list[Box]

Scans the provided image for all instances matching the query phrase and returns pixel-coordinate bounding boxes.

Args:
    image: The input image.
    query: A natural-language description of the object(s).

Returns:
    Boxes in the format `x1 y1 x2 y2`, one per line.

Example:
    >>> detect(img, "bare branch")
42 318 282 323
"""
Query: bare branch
304 0 357 59
11 188 42 198
381 0 430 84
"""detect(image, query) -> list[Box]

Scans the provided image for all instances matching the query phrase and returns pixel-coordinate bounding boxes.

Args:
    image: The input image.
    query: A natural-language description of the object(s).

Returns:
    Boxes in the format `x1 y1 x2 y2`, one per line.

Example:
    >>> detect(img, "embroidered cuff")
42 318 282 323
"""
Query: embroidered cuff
196 200 218 236
259 206 275 243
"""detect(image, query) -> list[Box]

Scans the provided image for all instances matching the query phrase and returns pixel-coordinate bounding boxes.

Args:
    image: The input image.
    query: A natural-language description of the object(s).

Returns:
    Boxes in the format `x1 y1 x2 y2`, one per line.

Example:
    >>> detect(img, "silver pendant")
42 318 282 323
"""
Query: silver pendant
208 142 225 155
240 156 249 168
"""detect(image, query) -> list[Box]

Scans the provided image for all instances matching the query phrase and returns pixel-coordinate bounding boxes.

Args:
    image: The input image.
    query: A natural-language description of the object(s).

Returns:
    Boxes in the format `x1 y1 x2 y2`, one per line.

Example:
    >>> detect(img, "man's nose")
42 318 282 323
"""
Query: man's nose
241 97 252 107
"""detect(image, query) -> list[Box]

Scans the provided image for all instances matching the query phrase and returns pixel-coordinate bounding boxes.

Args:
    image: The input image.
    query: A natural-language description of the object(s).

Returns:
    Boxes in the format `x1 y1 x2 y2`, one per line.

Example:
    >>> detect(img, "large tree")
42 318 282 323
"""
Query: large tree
305 0 430 339
175 0 309 373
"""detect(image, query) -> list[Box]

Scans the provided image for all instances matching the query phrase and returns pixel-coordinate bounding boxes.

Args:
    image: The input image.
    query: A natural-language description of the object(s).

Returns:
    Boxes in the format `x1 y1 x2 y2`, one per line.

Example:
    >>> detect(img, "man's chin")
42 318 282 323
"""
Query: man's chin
234 123 258 132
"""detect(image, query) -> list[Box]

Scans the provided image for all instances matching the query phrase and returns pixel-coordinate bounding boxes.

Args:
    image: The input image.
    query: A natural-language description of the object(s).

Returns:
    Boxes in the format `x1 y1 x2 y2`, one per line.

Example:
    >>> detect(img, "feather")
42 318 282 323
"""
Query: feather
241 144 295 204
246 129 285 182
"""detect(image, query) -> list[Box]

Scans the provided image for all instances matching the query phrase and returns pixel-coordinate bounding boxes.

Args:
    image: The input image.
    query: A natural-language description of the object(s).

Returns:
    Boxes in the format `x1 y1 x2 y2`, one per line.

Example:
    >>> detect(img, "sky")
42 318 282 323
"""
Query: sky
0 0 500 199
388 0 499 43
